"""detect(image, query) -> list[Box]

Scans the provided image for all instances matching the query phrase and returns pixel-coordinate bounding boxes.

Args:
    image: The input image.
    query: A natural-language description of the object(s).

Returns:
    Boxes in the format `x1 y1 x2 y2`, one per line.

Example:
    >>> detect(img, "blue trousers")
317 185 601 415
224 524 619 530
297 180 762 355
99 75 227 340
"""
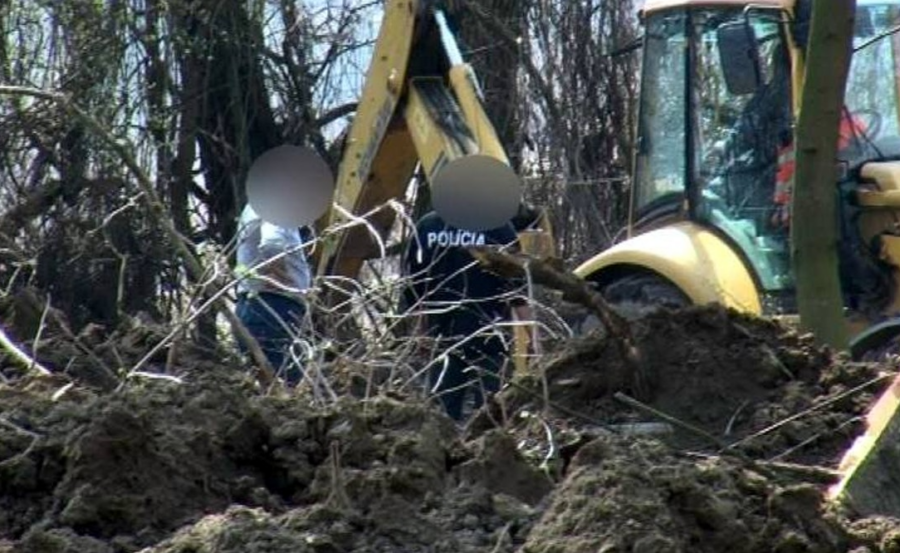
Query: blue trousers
235 292 306 385
429 334 507 421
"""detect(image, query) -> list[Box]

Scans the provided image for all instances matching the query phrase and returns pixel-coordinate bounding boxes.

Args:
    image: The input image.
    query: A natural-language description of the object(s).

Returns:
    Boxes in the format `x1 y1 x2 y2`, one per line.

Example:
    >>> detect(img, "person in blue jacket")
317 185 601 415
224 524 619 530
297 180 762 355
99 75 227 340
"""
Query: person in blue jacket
402 210 532 420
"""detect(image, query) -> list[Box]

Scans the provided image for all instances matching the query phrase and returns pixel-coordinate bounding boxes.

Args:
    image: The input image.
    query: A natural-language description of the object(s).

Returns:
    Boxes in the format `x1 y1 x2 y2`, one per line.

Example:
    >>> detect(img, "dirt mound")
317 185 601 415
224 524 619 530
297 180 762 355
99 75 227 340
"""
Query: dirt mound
525 436 849 553
3 305 900 551
475 306 886 467
0 365 549 552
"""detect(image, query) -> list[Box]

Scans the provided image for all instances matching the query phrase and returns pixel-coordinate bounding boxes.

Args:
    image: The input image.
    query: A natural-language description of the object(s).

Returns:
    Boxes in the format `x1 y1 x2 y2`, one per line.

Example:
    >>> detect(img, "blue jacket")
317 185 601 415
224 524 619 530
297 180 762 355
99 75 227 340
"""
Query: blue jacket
403 211 522 336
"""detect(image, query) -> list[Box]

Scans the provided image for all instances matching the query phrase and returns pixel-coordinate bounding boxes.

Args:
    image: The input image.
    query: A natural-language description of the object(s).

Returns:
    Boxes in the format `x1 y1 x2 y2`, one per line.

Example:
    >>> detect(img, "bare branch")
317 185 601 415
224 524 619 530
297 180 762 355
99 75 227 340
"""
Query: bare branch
0 85 276 381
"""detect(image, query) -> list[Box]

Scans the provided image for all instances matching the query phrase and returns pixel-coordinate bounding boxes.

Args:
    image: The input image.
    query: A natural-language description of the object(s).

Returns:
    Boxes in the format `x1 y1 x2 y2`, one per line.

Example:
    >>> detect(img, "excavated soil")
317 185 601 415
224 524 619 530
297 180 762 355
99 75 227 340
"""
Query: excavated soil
474 307 885 466
2 304 900 552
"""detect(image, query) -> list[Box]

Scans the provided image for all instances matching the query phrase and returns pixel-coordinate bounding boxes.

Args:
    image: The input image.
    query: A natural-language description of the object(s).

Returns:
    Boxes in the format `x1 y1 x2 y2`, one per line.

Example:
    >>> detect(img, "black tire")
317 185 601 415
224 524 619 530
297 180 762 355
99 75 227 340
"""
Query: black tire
570 272 691 335
857 341 900 363
851 320 900 362
602 272 691 319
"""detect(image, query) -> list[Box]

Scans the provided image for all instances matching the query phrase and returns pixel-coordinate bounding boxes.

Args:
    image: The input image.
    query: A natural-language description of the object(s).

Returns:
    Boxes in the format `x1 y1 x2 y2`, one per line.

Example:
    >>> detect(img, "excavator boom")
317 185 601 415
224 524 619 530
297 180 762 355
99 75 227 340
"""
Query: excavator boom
315 0 552 372
315 0 522 279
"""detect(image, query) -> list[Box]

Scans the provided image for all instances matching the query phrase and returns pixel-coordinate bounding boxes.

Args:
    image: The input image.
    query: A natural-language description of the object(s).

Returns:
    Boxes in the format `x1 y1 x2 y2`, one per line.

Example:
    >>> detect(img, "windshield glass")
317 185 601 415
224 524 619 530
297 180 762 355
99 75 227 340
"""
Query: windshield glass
693 8 793 295
842 1 900 162
633 12 687 216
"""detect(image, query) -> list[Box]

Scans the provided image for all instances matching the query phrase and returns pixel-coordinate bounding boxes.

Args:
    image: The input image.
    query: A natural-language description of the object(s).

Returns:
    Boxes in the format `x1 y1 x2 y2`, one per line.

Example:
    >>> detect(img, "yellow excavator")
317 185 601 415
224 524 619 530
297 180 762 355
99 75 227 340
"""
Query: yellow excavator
313 1 552 368
576 0 900 354
569 0 900 517
316 0 900 518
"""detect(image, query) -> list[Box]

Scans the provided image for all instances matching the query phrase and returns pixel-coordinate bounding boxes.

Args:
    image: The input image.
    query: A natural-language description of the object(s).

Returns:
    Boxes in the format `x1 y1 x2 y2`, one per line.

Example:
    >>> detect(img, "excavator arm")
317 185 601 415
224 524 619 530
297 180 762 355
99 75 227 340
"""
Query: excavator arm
315 0 524 279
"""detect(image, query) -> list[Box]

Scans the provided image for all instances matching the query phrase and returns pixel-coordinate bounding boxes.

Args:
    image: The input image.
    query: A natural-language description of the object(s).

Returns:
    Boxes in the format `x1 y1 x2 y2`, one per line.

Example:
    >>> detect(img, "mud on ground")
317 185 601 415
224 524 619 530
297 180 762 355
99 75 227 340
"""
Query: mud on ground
0 366 548 552
477 306 884 464
2 305 900 552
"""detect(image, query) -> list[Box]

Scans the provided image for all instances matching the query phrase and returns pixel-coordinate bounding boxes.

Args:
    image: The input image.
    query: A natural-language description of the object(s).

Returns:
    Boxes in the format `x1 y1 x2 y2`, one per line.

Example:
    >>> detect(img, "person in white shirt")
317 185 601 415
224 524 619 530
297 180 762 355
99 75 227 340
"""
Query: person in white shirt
234 203 311 385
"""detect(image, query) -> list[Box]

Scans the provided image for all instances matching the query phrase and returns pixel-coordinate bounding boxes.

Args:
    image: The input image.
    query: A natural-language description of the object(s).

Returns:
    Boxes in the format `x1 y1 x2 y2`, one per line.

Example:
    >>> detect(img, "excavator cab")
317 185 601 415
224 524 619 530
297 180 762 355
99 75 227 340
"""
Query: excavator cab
631 3 795 311
579 0 900 321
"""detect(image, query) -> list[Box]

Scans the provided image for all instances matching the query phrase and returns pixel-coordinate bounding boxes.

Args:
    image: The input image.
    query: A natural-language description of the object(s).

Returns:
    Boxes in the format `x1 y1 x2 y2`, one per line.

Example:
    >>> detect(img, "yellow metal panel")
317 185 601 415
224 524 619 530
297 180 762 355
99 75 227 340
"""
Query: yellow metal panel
330 0 417 210
512 213 556 373
327 124 419 278
829 372 900 515
856 190 900 208
512 212 556 373
857 164 900 313
317 0 420 276
319 2 522 279
517 209 557 259
404 79 477 179
574 222 762 314
861 161 900 190
876 234 900 315
880 234 900 268
517 230 555 260
447 65 509 164
512 325 531 374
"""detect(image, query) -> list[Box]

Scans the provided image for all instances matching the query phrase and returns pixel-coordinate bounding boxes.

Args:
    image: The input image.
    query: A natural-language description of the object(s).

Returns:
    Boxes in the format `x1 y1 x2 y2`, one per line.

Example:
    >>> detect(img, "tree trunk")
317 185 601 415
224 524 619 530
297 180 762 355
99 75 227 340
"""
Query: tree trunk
791 0 855 349
174 0 282 246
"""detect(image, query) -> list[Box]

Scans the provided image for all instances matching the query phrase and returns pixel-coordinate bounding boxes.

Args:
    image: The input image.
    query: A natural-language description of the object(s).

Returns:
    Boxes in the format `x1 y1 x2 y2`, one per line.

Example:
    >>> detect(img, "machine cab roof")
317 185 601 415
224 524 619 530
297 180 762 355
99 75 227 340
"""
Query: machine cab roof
641 0 791 16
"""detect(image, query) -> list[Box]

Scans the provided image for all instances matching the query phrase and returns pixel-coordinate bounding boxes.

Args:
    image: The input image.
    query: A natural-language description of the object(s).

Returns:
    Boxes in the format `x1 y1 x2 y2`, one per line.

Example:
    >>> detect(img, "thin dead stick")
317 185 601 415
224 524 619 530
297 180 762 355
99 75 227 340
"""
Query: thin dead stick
47 310 117 384
759 461 841 483
0 85 275 382
0 416 42 467
469 249 644 390
0 326 51 376
30 294 51 374
537 414 559 469
469 249 634 345
614 392 728 448
0 416 42 439
0 437 39 468
326 441 352 510
768 415 861 463
614 392 778 480
164 326 184 374
128 243 310 379
127 371 184 384
682 451 840 484
499 374 619 433
724 400 750 436
4 291 117 387
725 373 892 451
490 523 514 553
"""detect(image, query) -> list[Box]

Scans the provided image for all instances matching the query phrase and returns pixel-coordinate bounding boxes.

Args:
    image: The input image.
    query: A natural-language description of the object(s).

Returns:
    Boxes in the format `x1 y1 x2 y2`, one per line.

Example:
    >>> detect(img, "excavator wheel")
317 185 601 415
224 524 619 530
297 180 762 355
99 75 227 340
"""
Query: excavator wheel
571 271 691 335
856 339 900 363
850 319 900 362
602 271 692 320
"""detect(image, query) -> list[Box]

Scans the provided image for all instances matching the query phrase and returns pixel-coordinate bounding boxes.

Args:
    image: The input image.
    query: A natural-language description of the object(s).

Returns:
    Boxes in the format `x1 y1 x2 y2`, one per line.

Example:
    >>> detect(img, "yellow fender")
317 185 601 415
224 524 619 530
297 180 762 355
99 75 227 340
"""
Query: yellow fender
574 222 763 315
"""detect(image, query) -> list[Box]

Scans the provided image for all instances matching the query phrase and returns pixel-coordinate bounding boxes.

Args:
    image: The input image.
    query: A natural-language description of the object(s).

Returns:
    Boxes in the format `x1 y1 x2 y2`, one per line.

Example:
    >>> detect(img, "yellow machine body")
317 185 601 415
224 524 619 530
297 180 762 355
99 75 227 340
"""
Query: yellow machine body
579 0 900 329
574 222 762 314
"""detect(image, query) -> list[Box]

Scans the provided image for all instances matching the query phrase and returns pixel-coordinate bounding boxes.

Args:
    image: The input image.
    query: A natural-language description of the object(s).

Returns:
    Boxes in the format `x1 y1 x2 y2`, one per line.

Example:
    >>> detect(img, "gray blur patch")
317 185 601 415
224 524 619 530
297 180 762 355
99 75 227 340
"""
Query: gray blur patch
431 154 521 231
246 145 334 227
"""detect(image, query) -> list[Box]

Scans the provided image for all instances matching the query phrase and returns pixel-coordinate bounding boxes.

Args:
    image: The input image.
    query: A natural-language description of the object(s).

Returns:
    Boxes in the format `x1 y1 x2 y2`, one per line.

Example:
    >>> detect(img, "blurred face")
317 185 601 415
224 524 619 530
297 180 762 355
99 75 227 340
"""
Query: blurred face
246 145 334 227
